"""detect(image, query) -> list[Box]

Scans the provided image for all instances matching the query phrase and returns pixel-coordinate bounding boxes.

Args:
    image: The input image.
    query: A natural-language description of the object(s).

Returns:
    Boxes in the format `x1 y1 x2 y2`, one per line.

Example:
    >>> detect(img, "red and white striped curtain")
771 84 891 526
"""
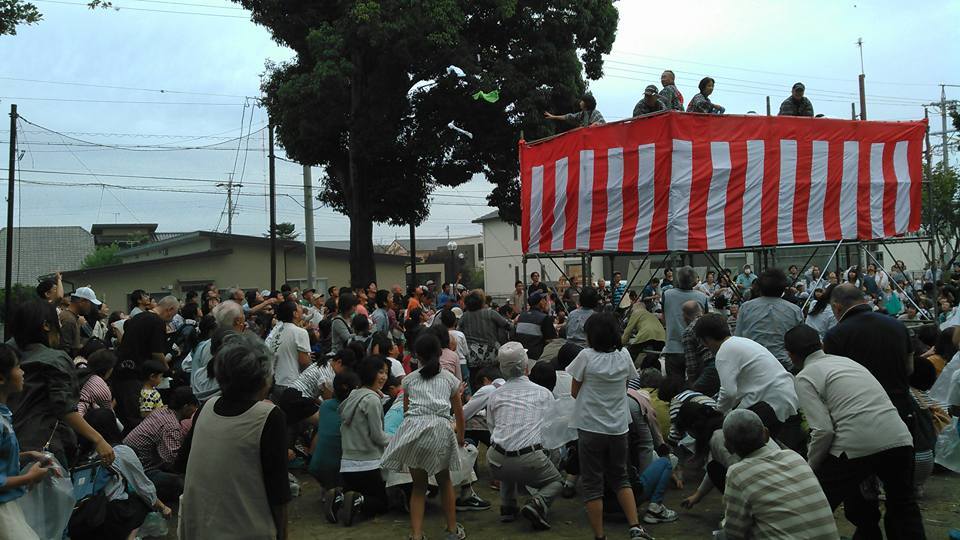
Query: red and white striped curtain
520 112 926 255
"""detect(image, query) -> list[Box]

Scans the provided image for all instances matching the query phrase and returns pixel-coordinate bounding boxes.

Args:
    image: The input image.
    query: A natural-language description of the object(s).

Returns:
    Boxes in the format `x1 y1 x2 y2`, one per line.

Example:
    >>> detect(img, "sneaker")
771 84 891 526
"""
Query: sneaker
489 479 501 491
629 526 654 539
500 506 519 523
643 503 678 524
520 499 550 530
323 488 343 523
455 494 491 511
443 523 466 540
338 491 364 527
561 480 576 499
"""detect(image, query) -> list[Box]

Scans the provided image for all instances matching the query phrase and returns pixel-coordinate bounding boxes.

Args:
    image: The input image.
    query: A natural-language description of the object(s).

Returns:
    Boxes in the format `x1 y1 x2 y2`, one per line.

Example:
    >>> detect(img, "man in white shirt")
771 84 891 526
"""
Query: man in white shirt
694 313 805 454
486 342 564 530
785 324 925 539
265 300 311 392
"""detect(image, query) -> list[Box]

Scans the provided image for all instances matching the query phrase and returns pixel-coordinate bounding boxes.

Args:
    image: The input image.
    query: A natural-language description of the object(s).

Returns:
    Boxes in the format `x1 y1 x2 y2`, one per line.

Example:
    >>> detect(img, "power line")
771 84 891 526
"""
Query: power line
123 0 244 11
0 76 253 99
35 0 250 18
0 96 244 106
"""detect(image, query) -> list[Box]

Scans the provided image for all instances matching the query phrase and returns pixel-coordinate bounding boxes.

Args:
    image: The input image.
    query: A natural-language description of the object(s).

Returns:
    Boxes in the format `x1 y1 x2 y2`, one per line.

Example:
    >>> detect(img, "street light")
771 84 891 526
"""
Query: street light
447 241 458 285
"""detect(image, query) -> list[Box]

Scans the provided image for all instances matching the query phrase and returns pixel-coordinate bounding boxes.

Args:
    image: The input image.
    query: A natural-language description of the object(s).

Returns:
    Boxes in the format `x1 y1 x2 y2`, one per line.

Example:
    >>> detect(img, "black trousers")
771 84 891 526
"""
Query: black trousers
816 446 926 540
342 469 388 516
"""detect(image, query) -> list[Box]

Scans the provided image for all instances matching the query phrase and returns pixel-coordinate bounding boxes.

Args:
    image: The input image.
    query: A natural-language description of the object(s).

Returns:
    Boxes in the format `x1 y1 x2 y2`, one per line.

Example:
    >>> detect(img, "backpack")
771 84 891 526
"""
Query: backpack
68 460 124 536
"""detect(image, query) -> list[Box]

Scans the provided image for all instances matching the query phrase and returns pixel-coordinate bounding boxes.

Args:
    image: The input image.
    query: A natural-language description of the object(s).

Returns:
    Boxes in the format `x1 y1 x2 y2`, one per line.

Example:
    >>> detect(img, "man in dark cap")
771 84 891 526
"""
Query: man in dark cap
778 82 814 117
514 291 554 361
633 85 668 117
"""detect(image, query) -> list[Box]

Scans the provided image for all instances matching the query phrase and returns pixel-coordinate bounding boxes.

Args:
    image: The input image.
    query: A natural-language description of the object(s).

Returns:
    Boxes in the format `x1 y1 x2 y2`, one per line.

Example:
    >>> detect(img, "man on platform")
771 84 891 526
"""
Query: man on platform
778 82 814 117
659 71 684 111
633 85 668 117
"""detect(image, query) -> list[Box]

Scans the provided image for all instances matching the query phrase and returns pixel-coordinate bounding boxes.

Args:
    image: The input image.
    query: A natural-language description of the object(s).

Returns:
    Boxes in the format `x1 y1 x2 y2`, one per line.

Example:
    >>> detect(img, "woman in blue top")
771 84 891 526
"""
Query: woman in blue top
0 343 55 540
317 371 360 523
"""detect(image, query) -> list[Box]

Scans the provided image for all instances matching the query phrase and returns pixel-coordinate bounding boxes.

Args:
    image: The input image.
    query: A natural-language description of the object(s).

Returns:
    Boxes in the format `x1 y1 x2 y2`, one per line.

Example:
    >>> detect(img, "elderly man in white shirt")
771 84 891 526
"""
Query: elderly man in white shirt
785 324 926 540
486 342 564 531
694 313 806 454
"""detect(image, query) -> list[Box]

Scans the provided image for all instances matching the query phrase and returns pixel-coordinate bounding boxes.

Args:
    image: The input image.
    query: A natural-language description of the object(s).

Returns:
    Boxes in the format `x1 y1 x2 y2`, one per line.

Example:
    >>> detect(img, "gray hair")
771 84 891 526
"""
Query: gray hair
681 300 703 324
722 409 766 458
214 332 273 398
212 300 244 329
830 283 865 312
638 367 663 389
676 266 698 290
156 295 180 310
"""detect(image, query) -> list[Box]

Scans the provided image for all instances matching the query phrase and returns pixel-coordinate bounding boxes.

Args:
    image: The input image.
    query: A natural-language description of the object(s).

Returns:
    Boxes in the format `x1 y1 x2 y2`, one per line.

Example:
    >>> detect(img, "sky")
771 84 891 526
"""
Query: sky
1 0 958 244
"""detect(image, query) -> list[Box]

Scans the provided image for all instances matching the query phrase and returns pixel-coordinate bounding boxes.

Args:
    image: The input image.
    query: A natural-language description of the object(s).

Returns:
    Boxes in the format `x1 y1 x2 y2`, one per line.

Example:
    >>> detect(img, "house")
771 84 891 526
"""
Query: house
0 226 96 285
90 223 164 248
61 231 408 311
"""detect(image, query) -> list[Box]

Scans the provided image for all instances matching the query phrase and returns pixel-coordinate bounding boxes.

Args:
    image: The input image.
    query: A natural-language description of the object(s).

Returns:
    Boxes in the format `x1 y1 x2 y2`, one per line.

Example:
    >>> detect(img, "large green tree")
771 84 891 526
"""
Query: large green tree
0 0 40 35
922 163 960 270
237 0 618 286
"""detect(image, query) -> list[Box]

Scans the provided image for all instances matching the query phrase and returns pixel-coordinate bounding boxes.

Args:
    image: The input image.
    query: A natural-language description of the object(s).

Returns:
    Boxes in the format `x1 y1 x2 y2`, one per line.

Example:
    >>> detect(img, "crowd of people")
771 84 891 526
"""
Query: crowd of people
0 256 958 539
544 69 819 128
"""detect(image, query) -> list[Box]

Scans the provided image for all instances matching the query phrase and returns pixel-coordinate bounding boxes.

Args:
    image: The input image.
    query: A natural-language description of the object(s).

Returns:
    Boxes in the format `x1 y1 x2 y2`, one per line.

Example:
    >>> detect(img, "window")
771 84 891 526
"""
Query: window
477 243 484 261
514 265 519 284
513 224 518 241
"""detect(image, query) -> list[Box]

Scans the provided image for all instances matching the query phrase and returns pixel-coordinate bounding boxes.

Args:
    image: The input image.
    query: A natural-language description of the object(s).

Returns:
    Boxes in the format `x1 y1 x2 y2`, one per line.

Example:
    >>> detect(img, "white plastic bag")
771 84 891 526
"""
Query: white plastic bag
934 420 960 473
18 457 75 540
930 352 960 408
541 396 578 450
138 511 169 538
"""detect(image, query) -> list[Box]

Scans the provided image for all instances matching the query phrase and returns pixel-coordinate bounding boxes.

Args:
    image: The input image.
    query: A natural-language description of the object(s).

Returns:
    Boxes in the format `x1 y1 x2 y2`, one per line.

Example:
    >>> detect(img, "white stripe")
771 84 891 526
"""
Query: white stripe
633 144 655 252
778 140 797 245
705 142 729 250
839 140 859 238
550 158 568 252
528 165 544 252
668 140 693 251
603 148 625 250
893 141 911 233
808 141 829 242
869 143 885 238
575 150 594 250
741 140 764 246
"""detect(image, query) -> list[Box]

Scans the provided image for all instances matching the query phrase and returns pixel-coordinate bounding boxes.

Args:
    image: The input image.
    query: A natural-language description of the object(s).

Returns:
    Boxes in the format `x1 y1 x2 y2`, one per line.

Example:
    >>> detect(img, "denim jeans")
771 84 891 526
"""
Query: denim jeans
634 457 672 504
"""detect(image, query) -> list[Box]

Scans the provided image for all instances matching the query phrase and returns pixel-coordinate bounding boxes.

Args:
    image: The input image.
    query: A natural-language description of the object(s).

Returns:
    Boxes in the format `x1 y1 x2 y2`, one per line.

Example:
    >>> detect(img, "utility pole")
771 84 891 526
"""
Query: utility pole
409 224 417 289
856 38 867 120
851 103 857 120
4 104 16 339
765 96 771 116
303 164 316 290
217 173 242 234
941 84 949 168
268 118 277 291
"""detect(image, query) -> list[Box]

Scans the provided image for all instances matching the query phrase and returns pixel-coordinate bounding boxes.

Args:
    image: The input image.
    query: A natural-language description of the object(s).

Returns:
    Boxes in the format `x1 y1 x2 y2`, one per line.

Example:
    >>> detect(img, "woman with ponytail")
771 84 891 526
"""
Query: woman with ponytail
380 334 467 540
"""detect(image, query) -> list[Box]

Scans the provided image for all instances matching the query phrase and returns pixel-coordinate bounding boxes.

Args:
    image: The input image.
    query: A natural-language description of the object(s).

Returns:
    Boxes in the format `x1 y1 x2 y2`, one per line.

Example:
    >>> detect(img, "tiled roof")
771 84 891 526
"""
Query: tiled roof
0 226 96 284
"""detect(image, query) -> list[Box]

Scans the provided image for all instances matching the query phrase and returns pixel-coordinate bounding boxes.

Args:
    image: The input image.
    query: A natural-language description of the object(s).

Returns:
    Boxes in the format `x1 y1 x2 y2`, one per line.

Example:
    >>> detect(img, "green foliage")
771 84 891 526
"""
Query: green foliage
267 222 298 240
239 0 618 285
0 0 41 35
922 164 960 269
0 283 36 323
81 243 122 269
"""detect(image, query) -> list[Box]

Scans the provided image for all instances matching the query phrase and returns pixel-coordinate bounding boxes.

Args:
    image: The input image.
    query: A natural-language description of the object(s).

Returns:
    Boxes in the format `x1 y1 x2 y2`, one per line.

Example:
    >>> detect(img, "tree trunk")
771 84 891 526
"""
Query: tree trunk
346 53 377 289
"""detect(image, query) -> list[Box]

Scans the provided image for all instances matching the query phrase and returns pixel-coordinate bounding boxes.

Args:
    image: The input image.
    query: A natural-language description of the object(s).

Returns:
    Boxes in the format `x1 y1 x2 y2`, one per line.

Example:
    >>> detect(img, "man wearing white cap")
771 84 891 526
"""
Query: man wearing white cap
60 286 102 357
485 342 564 530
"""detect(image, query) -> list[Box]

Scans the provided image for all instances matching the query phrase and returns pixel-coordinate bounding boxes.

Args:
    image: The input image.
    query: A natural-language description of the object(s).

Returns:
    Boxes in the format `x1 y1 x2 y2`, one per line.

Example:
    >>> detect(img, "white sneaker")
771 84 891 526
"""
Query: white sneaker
643 503 679 524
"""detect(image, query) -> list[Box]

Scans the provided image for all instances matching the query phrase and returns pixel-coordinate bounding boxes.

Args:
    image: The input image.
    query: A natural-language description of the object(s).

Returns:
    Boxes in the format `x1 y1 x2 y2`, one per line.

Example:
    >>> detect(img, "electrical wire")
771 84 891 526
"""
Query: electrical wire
0 96 245 106
0 76 253 99
34 0 250 18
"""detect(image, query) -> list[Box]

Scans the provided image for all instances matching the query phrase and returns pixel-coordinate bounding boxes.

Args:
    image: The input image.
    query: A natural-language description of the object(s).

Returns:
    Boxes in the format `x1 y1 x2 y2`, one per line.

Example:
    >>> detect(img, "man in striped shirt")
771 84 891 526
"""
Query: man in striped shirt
721 409 838 540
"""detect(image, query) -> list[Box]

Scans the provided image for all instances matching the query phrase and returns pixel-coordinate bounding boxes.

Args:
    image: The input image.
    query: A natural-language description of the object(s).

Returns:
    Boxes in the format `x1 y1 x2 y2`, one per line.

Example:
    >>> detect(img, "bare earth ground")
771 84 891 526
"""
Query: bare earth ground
164 461 960 539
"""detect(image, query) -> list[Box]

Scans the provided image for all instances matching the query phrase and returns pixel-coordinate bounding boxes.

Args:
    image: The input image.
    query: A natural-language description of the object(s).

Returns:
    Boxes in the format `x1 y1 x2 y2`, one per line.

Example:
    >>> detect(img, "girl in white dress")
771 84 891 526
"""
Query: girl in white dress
380 334 466 540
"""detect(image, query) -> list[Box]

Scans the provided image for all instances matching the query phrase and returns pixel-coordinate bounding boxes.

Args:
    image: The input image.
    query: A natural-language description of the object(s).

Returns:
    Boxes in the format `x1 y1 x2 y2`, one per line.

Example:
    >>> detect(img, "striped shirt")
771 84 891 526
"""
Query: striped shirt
724 445 839 540
78 374 112 417
668 390 717 443
486 376 554 451
291 363 335 400
122 407 185 471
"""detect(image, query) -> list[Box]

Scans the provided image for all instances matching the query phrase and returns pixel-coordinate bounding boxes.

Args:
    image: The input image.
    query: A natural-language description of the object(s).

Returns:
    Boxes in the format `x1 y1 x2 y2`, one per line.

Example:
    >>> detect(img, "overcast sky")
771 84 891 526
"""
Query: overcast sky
1 0 958 244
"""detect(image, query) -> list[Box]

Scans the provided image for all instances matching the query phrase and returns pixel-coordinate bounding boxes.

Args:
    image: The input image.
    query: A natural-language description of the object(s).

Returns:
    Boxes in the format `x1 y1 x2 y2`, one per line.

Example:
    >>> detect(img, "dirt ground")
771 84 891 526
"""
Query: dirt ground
268 465 960 540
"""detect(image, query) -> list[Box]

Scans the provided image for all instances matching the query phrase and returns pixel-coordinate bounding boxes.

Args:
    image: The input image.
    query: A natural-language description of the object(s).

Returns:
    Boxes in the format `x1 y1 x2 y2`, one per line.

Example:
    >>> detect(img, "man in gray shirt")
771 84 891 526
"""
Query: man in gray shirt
735 269 803 372
661 267 709 379
565 286 599 347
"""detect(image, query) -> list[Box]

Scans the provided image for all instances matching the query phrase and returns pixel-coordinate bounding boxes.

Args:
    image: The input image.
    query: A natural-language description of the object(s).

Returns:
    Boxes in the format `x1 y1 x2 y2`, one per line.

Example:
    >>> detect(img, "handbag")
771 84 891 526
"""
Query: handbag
68 461 123 537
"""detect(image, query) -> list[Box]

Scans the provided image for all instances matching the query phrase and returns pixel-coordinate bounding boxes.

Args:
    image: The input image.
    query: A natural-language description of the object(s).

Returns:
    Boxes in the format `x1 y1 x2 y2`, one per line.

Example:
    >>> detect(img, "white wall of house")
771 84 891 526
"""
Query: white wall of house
480 217 603 301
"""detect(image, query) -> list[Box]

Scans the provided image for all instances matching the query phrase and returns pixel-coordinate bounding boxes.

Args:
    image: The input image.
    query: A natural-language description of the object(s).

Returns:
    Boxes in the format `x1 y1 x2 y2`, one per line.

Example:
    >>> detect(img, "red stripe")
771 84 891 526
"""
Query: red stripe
724 141 747 248
760 140 781 245
908 139 923 232
649 142 672 252
686 142 712 251
520 145 532 252
823 141 844 239
588 151 609 251
563 151 580 251
856 141 872 239
793 140 812 244
881 143 898 236
618 146 640 251
538 161 556 253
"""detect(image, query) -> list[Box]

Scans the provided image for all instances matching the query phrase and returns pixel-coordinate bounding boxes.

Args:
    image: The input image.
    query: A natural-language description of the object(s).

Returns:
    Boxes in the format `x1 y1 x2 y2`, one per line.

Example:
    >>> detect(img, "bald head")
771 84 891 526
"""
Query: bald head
830 283 866 316
682 300 703 324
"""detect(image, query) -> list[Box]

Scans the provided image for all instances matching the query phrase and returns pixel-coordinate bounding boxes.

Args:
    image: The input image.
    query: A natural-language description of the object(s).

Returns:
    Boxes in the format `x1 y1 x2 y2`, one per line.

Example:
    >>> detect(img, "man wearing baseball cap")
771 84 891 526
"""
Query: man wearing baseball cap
778 82 814 117
486 342 564 530
60 286 102 357
632 84 668 118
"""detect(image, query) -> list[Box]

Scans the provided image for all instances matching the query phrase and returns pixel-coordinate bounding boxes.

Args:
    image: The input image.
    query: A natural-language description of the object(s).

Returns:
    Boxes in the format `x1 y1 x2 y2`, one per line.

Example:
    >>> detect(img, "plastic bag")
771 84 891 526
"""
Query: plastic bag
18 457 76 540
934 419 960 473
930 352 960 408
541 396 578 450
138 511 169 538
